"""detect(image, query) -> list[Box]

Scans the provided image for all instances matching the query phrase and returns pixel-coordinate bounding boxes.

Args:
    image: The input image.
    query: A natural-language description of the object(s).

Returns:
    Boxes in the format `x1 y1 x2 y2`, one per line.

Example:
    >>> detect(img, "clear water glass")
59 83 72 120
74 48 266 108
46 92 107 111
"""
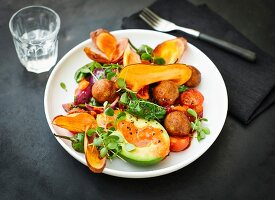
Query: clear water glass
9 6 60 73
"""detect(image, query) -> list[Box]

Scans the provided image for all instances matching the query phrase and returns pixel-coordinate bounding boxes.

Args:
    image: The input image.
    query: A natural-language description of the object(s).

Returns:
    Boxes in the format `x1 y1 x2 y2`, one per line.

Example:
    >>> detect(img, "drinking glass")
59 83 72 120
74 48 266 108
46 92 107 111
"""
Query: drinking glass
9 6 60 73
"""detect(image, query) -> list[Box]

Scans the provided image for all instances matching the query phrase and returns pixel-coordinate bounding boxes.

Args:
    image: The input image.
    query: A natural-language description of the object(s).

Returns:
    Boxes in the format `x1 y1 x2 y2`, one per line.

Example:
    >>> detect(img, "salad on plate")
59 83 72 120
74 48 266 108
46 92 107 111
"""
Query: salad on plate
52 29 210 173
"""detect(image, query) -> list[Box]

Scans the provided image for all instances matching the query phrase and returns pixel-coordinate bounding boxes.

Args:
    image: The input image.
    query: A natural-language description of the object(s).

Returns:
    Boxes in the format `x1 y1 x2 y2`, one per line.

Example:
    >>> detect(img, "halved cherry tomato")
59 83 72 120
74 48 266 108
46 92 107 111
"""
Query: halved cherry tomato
180 89 204 108
170 136 191 152
194 104 203 117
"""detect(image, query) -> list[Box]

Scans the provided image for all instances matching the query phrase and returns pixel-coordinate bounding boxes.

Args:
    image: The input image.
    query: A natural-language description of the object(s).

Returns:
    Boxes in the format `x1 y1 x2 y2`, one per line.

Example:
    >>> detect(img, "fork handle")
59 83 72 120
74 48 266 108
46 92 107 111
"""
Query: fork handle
198 33 256 62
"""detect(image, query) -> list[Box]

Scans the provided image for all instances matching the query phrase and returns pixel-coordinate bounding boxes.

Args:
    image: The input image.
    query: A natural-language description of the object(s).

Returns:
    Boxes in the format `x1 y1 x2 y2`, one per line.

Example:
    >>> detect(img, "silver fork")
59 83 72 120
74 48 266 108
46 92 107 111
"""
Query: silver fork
139 8 256 62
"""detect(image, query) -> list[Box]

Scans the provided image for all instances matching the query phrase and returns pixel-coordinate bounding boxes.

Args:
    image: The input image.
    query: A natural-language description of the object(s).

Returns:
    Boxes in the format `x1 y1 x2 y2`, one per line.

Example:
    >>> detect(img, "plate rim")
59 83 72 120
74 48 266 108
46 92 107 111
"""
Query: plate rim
44 29 228 178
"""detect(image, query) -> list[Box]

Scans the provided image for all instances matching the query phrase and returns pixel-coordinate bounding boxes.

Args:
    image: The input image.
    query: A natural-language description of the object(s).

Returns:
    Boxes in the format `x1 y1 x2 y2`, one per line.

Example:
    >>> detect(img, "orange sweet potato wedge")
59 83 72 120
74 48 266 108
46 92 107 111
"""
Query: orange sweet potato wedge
84 133 106 173
118 63 192 92
123 43 141 66
91 29 117 60
153 37 187 64
52 113 97 133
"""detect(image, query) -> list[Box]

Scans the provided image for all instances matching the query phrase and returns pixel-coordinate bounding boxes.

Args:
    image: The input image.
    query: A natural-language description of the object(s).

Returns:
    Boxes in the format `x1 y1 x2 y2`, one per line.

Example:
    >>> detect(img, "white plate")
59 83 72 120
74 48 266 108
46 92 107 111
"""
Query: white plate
44 29 228 178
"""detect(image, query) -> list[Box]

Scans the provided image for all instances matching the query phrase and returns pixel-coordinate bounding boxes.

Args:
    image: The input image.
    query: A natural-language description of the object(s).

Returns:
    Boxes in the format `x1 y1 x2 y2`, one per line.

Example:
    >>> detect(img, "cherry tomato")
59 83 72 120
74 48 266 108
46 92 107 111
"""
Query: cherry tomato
194 104 203 118
170 136 191 152
180 89 204 108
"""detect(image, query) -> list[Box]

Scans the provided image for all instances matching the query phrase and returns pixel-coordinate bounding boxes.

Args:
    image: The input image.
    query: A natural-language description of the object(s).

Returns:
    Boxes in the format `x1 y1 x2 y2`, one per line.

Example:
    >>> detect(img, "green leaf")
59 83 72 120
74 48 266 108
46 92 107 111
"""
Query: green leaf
107 142 118 150
60 82 67 91
93 137 102 146
70 133 85 153
107 135 120 141
141 53 152 61
153 57 165 65
108 126 116 132
191 122 196 130
105 107 114 116
125 143 136 152
96 127 105 134
202 127 210 135
86 128 96 137
178 85 188 93
110 132 124 143
74 62 102 83
197 134 202 141
106 71 116 80
201 118 208 122
187 108 197 118
199 131 205 139
117 78 126 89
119 92 129 104
100 147 108 158
116 111 126 121
137 44 153 55
130 92 137 100
101 132 108 140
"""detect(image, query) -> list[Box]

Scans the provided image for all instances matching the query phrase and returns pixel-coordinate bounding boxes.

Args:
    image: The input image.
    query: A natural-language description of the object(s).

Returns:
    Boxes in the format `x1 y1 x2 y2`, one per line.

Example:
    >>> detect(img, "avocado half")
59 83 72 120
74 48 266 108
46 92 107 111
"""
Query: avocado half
114 112 170 166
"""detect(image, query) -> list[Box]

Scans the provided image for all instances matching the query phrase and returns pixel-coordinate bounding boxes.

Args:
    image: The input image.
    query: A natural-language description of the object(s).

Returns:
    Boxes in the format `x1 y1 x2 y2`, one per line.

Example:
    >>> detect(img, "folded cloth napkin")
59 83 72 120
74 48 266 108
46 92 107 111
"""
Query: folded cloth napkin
121 0 275 124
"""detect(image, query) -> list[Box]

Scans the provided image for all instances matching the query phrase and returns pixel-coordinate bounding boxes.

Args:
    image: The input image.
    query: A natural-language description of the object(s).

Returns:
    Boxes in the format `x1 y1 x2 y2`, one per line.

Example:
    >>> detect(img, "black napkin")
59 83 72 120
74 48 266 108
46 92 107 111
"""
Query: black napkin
121 0 275 124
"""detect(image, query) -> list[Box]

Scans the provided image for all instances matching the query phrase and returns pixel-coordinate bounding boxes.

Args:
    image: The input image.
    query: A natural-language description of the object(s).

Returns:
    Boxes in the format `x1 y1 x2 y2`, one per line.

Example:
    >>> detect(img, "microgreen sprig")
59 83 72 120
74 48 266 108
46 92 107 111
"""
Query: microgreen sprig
60 82 67 92
103 64 121 80
128 41 166 65
87 126 123 159
187 108 210 141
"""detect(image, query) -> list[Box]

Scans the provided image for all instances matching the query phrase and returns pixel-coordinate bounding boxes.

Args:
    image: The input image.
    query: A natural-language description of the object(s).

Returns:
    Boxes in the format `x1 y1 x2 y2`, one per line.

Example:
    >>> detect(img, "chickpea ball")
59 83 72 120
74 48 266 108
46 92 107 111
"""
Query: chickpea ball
185 65 201 88
164 111 191 136
92 79 117 103
153 81 179 106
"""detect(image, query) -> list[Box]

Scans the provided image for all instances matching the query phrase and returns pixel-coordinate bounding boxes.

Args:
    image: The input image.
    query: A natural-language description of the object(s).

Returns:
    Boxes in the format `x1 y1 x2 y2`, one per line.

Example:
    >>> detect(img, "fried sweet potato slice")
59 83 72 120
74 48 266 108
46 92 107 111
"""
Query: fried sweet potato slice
123 43 141 66
84 134 106 173
52 113 97 133
153 37 187 64
91 29 117 60
118 63 192 92
85 29 128 64
111 38 128 64
84 47 110 64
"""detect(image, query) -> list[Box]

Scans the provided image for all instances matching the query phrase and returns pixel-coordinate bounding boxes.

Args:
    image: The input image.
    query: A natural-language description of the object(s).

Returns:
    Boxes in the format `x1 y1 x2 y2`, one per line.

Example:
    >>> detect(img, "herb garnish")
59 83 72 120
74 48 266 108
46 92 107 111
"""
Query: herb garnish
54 133 84 153
60 82 67 92
87 124 134 160
103 64 121 80
129 41 166 65
117 78 166 120
178 85 189 93
87 126 124 159
187 108 210 141
74 61 102 83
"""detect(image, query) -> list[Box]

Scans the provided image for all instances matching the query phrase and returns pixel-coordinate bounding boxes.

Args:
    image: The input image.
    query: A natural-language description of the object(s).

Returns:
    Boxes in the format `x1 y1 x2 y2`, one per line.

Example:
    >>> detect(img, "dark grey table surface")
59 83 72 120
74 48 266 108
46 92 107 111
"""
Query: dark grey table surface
1 0 275 199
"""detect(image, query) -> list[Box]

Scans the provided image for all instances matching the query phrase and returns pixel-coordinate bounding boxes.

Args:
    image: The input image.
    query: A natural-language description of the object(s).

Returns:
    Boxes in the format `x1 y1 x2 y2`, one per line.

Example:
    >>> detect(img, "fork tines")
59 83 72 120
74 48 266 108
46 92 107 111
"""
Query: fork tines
139 8 162 28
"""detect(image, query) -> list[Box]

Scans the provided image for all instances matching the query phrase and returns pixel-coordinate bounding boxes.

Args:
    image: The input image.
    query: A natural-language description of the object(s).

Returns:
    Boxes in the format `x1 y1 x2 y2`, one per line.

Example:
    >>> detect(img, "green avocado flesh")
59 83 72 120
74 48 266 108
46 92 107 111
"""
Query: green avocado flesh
115 113 170 166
